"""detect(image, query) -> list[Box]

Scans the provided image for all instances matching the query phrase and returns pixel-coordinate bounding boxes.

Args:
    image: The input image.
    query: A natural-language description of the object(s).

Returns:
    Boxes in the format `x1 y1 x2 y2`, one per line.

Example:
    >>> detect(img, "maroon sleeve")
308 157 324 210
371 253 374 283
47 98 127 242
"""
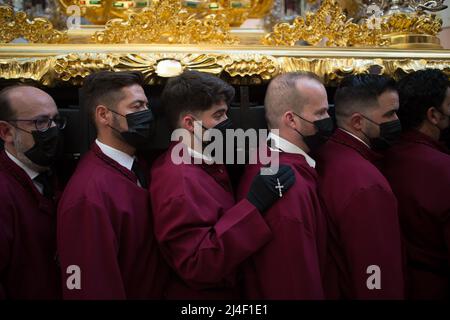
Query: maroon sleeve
444 212 450 265
0 202 13 299
57 199 125 299
247 215 324 299
339 185 405 299
152 195 272 288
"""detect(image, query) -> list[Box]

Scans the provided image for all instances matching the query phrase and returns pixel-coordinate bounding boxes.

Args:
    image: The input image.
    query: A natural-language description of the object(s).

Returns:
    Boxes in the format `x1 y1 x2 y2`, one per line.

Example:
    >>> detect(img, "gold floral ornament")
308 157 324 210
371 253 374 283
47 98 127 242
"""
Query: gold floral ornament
381 12 442 36
262 0 387 47
0 5 67 44
93 0 238 44
262 0 443 47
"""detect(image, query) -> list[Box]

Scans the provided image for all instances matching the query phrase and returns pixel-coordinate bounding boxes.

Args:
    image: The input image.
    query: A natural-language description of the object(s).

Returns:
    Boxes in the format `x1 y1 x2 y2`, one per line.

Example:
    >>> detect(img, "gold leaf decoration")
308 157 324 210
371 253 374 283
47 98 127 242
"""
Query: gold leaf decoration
262 0 442 47
0 5 67 44
93 0 238 44
382 12 442 36
263 0 387 47
1 49 449 87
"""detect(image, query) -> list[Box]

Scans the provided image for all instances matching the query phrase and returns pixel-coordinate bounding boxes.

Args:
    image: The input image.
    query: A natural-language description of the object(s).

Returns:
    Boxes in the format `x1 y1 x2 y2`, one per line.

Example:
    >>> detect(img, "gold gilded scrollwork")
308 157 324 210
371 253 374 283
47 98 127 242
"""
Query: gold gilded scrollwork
93 0 238 44
0 51 449 86
263 0 388 47
263 0 442 47
0 5 67 44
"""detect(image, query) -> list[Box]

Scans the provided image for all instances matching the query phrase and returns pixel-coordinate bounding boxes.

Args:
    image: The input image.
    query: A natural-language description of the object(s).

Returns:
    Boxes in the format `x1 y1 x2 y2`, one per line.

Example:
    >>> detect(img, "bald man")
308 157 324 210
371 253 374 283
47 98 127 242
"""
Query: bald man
315 74 404 299
236 72 333 299
0 85 66 299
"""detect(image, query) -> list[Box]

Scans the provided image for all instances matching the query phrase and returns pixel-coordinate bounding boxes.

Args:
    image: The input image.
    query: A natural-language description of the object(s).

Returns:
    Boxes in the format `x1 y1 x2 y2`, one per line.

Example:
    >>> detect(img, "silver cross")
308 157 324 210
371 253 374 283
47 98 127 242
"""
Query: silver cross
275 178 284 198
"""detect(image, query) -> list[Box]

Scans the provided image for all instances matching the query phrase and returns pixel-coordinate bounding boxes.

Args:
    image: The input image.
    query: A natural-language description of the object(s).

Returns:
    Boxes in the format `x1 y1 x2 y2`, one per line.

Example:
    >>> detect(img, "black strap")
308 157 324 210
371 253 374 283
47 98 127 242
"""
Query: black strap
34 171 54 199
131 160 148 189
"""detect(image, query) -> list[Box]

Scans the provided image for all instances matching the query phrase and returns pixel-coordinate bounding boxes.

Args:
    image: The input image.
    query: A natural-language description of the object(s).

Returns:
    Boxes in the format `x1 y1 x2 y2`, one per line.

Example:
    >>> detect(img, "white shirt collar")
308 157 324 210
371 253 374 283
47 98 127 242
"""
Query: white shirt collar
95 139 135 171
339 128 371 148
187 146 214 164
5 149 39 180
267 131 316 168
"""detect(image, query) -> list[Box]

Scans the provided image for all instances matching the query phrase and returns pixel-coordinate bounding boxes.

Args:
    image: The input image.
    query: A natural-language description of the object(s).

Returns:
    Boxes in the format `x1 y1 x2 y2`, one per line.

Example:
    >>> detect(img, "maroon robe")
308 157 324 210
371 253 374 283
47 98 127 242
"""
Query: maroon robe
315 129 404 299
149 142 272 299
383 129 450 300
0 150 61 299
57 143 168 299
236 147 327 299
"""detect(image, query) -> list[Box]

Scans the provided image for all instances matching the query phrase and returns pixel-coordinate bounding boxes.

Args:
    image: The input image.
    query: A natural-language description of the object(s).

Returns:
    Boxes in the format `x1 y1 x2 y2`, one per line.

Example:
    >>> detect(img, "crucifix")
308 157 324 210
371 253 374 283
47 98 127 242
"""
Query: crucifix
275 178 284 197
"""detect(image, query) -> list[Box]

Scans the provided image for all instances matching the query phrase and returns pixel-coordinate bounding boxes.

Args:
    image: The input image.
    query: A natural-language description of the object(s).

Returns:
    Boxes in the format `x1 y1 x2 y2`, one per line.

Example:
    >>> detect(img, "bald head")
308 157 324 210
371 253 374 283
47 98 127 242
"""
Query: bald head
265 72 326 129
0 85 57 121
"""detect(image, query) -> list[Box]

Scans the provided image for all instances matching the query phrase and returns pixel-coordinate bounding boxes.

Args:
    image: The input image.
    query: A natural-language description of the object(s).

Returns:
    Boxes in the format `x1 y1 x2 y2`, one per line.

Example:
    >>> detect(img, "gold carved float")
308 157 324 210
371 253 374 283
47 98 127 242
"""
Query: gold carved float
0 0 449 86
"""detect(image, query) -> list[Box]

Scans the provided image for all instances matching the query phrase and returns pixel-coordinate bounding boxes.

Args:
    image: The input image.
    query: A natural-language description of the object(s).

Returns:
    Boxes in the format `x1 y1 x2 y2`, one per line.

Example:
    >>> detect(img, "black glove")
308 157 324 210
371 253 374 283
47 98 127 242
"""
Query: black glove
246 164 296 214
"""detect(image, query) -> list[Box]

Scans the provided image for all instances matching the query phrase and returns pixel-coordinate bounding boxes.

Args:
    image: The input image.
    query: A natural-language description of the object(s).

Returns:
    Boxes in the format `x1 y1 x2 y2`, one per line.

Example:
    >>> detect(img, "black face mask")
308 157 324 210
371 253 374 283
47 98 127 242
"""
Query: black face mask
361 115 402 150
293 112 334 150
24 126 61 167
213 118 233 134
200 118 234 147
109 109 155 150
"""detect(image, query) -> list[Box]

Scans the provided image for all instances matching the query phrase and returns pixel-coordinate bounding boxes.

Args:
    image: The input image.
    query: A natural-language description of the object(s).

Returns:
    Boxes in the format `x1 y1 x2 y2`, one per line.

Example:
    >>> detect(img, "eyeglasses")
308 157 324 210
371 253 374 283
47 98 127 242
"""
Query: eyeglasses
8 116 67 132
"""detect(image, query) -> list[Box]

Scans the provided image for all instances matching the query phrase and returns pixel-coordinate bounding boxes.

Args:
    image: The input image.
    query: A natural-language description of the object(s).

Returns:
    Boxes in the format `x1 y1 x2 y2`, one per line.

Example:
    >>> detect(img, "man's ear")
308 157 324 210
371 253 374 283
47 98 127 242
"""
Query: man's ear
350 113 364 131
95 105 111 127
426 107 442 126
282 111 296 129
180 114 196 132
0 121 15 144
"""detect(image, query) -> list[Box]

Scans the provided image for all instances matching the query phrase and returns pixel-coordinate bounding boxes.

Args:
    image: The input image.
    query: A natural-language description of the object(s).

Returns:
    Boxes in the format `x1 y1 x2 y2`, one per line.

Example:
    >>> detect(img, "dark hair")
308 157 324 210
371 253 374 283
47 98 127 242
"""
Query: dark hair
161 70 235 129
80 71 144 126
0 85 28 121
397 69 450 130
334 74 397 120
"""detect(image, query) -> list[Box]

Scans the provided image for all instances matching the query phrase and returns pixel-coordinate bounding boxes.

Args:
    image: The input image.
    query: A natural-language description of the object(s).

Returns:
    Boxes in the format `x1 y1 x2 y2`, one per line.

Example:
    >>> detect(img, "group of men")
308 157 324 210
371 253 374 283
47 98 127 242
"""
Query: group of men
0 68 448 300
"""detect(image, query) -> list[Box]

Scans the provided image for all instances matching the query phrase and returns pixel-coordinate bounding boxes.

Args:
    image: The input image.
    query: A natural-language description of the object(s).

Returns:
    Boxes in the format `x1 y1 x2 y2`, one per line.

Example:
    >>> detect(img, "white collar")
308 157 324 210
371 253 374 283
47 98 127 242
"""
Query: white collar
187 146 214 164
5 149 40 180
95 139 135 171
339 128 371 148
267 131 316 168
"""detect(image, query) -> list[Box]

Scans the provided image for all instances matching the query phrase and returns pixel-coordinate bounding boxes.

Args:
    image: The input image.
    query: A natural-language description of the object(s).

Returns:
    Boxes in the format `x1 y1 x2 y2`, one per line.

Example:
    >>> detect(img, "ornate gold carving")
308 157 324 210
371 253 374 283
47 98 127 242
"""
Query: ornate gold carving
1 48 449 87
57 0 273 26
0 5 68 44
382 12 442 36
262 0 443 47
222 54 278 80
248 0 274 18
262 0 388 47
93 0 238 44
57 0 154 25
278 57 386 85
54 53 118 84
111 53 226 83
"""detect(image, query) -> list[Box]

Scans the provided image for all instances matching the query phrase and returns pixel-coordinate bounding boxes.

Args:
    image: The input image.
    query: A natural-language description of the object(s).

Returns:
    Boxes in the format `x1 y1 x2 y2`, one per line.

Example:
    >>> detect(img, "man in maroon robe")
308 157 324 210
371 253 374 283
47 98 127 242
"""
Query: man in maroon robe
382 69 450 299
236 72 331 299
150 70 296 299
315 74 404 299
57 71 168 299
0 85 64 299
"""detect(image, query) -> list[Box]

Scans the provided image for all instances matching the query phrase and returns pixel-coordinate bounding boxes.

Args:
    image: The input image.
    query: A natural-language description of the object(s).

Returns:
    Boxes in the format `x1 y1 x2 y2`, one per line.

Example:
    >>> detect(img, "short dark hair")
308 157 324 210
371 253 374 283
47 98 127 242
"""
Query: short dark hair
161 70 235 129
80 71 144 126
334 74 397 122
0 85 27 121
397 69 450 130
